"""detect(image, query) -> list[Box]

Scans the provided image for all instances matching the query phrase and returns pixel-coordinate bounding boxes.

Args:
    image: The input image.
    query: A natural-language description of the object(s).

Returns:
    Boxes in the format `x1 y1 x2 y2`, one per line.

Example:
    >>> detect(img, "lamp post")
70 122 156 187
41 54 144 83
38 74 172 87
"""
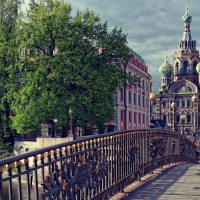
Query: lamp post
53 118 58 138
191 94 199 144
69 109 73 138
171 102 176 132
150 92 156 120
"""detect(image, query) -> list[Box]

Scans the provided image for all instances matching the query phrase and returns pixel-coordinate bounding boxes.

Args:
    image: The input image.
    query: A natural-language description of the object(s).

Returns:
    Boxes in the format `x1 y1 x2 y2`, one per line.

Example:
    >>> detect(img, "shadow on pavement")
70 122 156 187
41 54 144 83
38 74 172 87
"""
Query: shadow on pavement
122 164 200 200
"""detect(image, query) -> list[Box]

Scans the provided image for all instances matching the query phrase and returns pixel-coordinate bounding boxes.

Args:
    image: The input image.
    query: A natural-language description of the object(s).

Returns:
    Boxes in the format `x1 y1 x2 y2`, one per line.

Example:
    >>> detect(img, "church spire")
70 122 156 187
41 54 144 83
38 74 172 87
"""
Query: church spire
178 2 196 50
165 48 168 63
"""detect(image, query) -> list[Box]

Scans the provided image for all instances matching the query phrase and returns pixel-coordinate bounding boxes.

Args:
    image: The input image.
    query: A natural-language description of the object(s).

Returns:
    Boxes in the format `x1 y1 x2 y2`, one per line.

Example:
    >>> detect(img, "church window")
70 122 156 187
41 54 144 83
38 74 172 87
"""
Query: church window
176 115 180 122
193 61 197 74
183 61 188 74
187 115 191 123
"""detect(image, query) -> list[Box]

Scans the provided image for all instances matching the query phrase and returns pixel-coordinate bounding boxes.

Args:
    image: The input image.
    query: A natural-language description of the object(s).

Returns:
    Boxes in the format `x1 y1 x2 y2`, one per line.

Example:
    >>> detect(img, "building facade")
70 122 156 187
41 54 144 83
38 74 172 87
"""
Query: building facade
112 48 153 131
151 5 200 138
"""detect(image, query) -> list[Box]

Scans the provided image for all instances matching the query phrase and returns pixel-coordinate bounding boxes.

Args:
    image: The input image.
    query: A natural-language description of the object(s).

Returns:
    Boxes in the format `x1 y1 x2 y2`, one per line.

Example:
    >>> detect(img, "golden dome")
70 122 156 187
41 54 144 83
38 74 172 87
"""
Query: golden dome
171 102 176 108
191 94 199 103
150 93 156 101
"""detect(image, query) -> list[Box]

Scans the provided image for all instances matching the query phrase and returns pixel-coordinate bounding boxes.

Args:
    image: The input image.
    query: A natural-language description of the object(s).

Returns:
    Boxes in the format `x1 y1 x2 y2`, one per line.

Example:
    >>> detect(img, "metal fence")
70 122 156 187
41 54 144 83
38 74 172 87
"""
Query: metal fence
0 129 198 200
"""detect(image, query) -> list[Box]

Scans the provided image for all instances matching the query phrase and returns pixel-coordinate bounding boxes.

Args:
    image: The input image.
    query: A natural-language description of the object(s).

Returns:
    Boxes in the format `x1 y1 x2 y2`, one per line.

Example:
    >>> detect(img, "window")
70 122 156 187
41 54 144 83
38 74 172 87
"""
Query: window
129 111 132 122
183 61 188 74
129 91 131 103
146 99 149 109
177 102 180 107
138 95 141 106
187 115 191 122
163 115 166 121
176 115 180 122
142 80 144 90
134 93 136 105
182 101 185 107
163 102 166 108
143 114 145 123
142 96 145 107
146 82 148 92
134 113 137 123
121 110 124 121
187 101 191 107
138 113 141 123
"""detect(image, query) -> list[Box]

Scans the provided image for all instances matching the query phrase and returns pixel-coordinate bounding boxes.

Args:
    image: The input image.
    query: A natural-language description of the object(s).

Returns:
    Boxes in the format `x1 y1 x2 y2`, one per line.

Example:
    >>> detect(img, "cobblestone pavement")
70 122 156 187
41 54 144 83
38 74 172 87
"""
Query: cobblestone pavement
111 164 200 200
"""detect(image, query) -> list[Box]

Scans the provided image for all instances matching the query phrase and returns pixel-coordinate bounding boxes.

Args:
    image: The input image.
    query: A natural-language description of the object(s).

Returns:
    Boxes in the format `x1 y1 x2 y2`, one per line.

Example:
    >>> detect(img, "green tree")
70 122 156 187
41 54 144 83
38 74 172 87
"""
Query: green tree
0 0 22 147
9 0 140 134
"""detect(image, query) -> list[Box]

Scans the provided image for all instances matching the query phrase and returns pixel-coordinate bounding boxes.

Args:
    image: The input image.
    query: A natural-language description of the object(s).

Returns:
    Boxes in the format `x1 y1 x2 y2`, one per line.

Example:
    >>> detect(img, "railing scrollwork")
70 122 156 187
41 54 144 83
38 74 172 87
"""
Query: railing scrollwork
0 129 198 200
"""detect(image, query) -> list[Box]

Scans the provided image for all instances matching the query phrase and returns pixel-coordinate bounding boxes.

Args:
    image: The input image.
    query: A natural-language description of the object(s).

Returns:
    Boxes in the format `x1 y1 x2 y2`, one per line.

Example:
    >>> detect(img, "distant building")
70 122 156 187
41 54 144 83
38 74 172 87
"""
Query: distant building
110 48 153 132
150 5 200 137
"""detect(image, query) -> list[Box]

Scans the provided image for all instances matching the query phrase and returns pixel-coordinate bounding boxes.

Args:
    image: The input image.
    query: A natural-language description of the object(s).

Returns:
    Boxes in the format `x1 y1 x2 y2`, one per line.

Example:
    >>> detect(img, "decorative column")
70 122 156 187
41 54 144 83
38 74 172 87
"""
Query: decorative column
191 94 198 142
171 102 176 132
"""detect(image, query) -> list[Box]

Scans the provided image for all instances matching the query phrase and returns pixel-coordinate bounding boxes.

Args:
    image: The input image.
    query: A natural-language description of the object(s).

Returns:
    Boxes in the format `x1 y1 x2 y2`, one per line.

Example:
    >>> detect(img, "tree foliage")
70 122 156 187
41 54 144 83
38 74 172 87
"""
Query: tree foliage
7 0 140 134
0 0 22 147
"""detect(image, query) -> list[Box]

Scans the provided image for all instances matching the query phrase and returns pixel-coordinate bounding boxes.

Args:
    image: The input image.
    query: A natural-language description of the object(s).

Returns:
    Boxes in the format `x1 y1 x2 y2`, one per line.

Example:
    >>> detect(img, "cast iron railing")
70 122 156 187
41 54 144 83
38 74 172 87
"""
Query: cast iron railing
0 129 198 200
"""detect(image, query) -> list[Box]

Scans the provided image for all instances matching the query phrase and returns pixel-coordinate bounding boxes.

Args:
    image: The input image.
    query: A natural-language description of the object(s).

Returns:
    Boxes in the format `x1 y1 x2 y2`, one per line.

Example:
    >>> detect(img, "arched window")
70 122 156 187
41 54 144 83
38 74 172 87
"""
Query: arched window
193 61 197 74
183 61 188 74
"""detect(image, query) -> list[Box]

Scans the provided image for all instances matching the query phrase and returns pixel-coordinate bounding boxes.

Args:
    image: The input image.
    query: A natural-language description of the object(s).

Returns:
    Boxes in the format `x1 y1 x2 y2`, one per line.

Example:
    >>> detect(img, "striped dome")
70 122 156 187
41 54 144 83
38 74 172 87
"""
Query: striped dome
159 62 173 76
182 13 192 23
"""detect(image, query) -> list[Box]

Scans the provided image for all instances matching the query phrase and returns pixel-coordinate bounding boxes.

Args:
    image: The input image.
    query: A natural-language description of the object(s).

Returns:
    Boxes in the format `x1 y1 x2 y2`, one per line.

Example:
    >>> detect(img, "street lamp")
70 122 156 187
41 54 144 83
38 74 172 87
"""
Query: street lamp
69 109 73 138
150 92 156 120
191 94 199 143
171 102 176 132
53 118 58 138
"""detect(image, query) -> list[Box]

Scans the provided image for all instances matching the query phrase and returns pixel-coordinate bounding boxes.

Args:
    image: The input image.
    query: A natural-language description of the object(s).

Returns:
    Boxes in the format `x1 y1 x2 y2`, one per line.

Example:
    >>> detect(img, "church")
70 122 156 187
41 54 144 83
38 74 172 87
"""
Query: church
150 4 200 139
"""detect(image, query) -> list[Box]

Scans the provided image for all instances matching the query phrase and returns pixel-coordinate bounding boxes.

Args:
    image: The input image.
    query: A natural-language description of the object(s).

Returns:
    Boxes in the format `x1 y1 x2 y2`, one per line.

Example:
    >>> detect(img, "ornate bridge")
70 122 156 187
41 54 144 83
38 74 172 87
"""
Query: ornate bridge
0 129 199 200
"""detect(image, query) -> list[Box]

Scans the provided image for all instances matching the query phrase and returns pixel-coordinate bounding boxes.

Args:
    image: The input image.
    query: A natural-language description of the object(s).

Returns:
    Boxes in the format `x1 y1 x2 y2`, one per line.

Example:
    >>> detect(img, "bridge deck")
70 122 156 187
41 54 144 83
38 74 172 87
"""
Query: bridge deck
112 164 200 200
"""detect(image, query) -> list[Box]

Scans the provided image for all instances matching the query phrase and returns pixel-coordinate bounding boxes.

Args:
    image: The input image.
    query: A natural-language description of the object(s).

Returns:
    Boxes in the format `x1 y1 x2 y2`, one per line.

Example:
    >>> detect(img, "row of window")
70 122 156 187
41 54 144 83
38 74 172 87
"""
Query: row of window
120 111 146 123
128 72 149 92
120 90 149 108
162 115 192 123
162 101 191 108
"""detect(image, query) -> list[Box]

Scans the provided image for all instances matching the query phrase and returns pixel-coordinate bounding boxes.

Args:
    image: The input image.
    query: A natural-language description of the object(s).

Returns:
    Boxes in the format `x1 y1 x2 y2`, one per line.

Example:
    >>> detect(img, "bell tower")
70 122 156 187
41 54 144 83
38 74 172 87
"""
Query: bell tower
173 4 200 84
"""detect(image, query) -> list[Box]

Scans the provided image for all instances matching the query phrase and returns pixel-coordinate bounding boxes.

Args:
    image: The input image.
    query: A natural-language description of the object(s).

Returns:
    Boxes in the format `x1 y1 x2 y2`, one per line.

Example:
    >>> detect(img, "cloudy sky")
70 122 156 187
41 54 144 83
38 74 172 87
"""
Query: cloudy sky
24 0 200 90
64 0 200 90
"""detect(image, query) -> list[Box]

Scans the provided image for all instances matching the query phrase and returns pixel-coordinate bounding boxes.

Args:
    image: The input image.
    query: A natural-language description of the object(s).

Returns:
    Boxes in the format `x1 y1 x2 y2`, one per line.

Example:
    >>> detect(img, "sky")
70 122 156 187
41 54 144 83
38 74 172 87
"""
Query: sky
23 0 200 90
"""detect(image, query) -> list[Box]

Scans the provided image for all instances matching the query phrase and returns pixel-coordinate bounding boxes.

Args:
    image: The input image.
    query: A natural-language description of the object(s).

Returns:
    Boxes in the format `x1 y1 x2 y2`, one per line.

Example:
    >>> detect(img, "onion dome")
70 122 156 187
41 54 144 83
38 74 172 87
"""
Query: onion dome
196 63 200 74
159 49 173 76
191 94 199 103
182 5 192 23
